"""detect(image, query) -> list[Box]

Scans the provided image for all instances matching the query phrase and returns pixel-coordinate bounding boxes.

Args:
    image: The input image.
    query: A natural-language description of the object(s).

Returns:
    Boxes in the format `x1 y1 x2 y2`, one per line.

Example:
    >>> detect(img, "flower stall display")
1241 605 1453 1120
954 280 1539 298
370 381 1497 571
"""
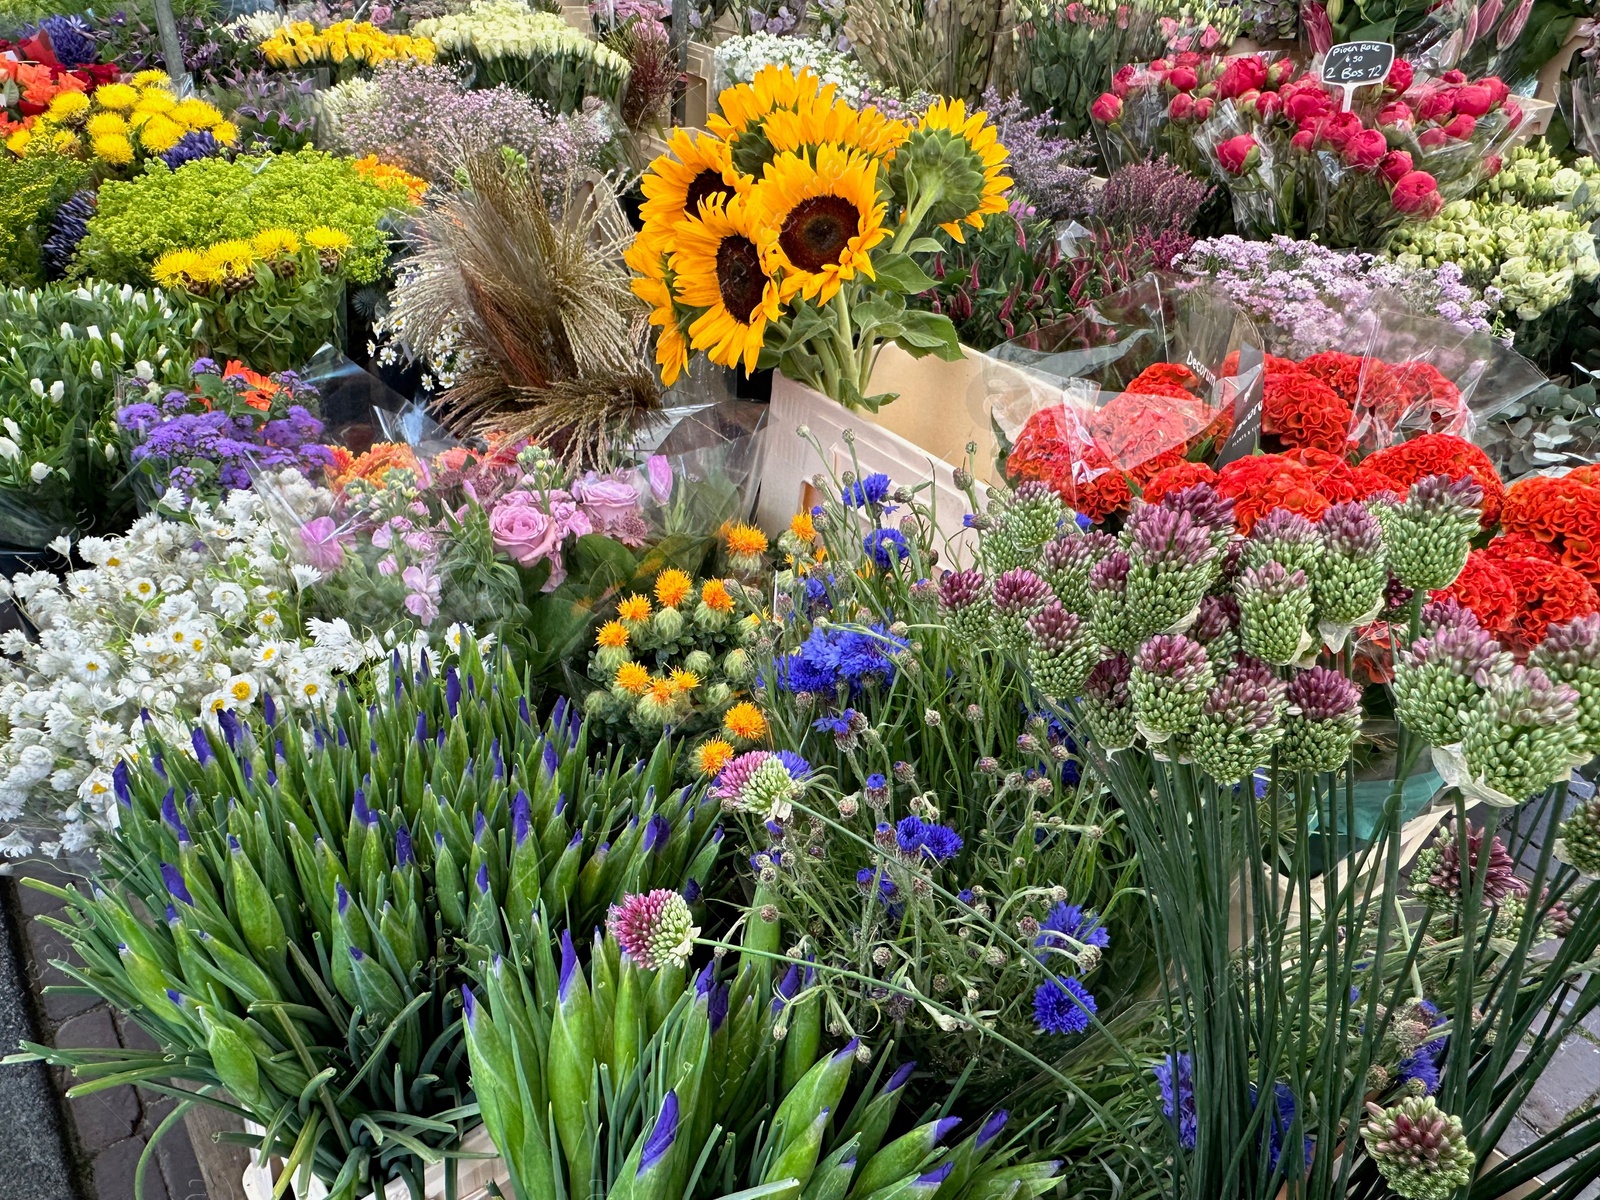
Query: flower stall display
629 66 1011 411
5 70 240 168
256 18 438 80
413 0 630 113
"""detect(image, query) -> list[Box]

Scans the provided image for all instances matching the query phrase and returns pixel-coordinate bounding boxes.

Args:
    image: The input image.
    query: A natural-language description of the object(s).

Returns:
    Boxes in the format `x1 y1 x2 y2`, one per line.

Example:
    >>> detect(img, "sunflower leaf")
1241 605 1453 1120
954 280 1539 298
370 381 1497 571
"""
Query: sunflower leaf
870 253 938 295
890 311 962 360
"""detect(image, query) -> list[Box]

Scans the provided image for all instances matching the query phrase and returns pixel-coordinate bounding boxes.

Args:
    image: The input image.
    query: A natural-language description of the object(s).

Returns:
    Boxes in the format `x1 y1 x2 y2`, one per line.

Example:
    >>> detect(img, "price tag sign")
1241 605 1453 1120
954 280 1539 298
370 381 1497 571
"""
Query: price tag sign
1320 40 1395 111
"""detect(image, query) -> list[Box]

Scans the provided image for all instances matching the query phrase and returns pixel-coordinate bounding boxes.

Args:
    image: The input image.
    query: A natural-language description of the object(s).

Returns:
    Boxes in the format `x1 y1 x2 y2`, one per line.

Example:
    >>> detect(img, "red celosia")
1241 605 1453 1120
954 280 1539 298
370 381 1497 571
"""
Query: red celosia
1262 359 1352 453
1482 532 1557 564
1281 447 1399 504
1089 392 1193 472
1500 472 1600 583
1495 554 1600 646
1216 454 1330 534
1299 351 1404 441
1124 362 1201 397
1389 361 1468 436
1361 433 1505 527
1008 407 1134 523
1140 460 1220 504
1433 549 1516 636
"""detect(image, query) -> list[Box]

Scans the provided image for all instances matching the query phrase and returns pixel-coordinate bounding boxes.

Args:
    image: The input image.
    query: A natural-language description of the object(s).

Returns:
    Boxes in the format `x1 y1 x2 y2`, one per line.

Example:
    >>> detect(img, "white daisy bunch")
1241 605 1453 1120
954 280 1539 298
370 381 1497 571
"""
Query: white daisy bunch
713 33 870 104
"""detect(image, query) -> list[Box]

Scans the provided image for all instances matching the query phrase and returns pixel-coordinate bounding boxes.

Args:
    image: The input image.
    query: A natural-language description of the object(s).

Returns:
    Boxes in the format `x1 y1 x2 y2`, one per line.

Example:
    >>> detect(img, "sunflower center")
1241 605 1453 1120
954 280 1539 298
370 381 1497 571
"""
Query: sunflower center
716 235 767 323
779 195 859 273
683 169 729 219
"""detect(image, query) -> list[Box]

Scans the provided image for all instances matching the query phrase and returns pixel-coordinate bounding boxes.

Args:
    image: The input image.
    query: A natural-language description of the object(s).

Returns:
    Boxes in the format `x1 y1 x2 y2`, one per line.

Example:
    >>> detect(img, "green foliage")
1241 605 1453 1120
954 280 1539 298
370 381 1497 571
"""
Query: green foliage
0 151 90 287
180 249 348 373
73 149 413 287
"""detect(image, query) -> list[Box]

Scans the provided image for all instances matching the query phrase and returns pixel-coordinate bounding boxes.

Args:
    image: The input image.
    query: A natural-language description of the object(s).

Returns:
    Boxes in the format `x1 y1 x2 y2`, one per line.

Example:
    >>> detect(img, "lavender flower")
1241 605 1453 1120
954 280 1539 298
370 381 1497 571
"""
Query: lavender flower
980 87 1094 221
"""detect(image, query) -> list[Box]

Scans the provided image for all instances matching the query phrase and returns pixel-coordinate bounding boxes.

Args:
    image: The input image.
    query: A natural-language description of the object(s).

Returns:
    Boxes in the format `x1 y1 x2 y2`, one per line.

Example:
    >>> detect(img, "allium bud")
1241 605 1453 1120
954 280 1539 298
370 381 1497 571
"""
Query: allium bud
1190 671 1282 781
1245 508 1323 577
992 568 1053 652
606 889 699 970
1235 561 1313 666
1090 550 1138 650
1129 634 1214 740
1003 480 1067 553
1375 474 1483 591
1461 665 1581 804
1393 623 1507 747
939 568 992 644
1280 666 1363 772
1159 482 1234 540
1027 601 1101 699
1316 502 1388 626
1530 614 1600 755
1410 821 1518 912
1360 1096 1474 1200
1082 652 1137 750
1554 794 1600 877
1419 595 1479 637
1192 592 1241 660
1043 531 1114 614
1125 504 1220 640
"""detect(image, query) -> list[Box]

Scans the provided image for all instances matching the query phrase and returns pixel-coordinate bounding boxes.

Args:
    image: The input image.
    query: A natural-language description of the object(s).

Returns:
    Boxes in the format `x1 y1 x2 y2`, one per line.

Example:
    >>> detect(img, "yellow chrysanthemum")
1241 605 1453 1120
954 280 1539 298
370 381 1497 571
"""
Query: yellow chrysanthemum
135 87 176 114
4 127 29 155
137 114 184 154
639 126 743 231
696 738 735 776
751 144 888 304
151 249 215 290
723 702 769 742
614 661 651 694
92 133 135 166
762 95 909 163
93 83 139 111
709 63 835 179
596 620 630 649
671 195 782 375
86 112 129 138
202 239 258 280
251 228 301 259
724 523 768 558
212 120 239 147
654 569 693 609
617 593 653 623
624 235 689 387
47 91 91 121
172 98 223 130
670 668 701 692
790 511 816 541
894 98 1013 243
700 579 735 614
304 226 353 253
130 70 173 88
47 128 76 153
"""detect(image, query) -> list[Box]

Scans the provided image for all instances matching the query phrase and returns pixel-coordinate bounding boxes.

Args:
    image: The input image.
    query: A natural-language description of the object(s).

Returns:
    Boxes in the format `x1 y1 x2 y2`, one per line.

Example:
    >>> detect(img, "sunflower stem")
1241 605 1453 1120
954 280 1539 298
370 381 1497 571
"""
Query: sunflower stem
830 290 860 404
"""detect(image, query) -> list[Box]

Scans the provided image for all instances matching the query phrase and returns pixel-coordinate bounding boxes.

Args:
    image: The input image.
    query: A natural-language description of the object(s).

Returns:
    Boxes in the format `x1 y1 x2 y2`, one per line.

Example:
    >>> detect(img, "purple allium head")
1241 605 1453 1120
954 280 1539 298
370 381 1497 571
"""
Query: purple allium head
1088 550 1131 594
605 889 697 970
1238 560 1308 600
1194 593 1240 644
1153 1052 1198 1149
938 568 988 611
1160 482 1234 533
1408 472 1483 518
1201 673 1278 732
1133 634 1210 683
1319 501 1383 556
1429 822 1519 903
1043 530 1115 574
1033 976 1097 1035
1418 595 1480 635
1225 654 1286 702
1027 599 1083 649
1126 505 1215 570
1084 652 1133 706
1533 613 1600 671
993 568 1052 615
1405 622 1504 680
1286 665 1361 721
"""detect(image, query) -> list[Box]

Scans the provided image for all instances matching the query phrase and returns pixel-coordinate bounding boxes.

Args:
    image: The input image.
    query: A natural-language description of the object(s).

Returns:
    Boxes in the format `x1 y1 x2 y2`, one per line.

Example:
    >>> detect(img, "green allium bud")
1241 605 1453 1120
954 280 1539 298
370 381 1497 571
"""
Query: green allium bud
1042 531 1115 616
1315 502 1388 625
1027 600 1101 699
992 481 1066 567
1554 795 1600 876
1374 474 1482 592
1129 634 1214 739
1081 652 1137 750
1245 508 1323 577
1529 614 1600 755
1360 1096 1474 1200
992 567 1053 653
1393 623 1506 747
1279 666 1363 772
1124 503 1220 641
1090 550 1139 651
1190 671 1282 782
1461 665 1581 804
1236 561 1313 666
939 568 993 645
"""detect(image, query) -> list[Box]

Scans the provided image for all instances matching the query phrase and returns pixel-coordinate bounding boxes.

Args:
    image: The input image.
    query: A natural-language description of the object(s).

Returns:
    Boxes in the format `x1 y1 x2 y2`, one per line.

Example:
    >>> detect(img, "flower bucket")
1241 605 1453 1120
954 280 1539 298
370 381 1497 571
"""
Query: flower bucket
240 1124 507 1200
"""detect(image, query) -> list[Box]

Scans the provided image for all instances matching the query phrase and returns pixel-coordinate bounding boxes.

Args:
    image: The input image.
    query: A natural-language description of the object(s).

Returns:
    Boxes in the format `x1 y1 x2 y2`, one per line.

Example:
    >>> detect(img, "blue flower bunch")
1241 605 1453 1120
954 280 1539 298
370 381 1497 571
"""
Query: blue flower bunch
1031 897 1108 1037
781 623 909 697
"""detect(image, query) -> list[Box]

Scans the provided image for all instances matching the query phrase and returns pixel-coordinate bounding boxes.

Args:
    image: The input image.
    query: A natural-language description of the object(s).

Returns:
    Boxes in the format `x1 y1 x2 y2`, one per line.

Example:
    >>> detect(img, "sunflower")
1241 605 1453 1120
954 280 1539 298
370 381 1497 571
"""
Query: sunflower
762 97 909 164
751 144 888 304
625 235 690 386
671 195 782 375
639 126 743 230
890 97 1012 243
708 64 834 179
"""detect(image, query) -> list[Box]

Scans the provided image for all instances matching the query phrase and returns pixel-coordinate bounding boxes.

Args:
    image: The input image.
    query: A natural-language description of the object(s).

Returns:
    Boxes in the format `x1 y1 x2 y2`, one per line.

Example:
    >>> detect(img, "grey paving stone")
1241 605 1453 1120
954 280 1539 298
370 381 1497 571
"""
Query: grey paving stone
25 922 97 1022
143 1099 206 1200
93 1136 167 1200
1521 1036 1600 1133
113 1011 160 1055
1496 1114 1541 1158
69 1082 140 1155
56 1008 118 1053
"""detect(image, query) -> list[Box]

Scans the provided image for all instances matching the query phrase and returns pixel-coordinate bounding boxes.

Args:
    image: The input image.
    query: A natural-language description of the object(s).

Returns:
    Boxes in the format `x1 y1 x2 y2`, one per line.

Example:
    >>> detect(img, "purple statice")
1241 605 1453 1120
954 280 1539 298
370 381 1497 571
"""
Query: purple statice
1033 976 1097 1036
894 816 963 863
1095 156 1213 236
1179 236 1494 358
863 527 911 569
1153 1052 1198 1149
781 624 908 696
979 87 1094 221
42 189 95 278
1035 902 1110 952
159 131 222 171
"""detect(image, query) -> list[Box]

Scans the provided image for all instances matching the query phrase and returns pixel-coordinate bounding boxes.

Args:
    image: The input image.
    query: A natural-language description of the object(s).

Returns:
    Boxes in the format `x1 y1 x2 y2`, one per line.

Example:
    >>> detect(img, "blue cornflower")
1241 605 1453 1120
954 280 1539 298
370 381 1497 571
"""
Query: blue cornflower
856 867 898 900
1397 1049 1440 1095
1250 1082 1311 1176
843 472 892 508
803 574 834 611
957 888 974 904
1036 902 1110 952
895 816 963 863
863 527 910 569
781 625 906 696
865 771 887 790
1033 976 1096 1036
1153 1053 1198 1149
775 750 812 780
812 712 855 735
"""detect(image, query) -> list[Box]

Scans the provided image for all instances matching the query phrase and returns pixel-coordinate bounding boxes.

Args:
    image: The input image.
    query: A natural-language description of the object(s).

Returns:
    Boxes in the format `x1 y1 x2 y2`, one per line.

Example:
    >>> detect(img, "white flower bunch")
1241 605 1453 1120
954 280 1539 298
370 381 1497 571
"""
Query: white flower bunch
1479 145 1600 222
371 260 474 392
714 32 869 103
0 477 489 859
414 0 627 71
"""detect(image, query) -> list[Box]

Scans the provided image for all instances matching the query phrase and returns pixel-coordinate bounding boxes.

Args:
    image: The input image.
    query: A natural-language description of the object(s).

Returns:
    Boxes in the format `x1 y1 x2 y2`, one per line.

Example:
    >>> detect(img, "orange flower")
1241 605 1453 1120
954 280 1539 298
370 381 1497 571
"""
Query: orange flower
596 620 629 649
654 568 693 608
669 668 701 691
789 511 816 541
333 442 421 490
614 662 651 694
696 738 735 775
700 579 735 613
617 593 653 622
723 701 769 741
724 522 769 558
223 360 279 411
326 445 354 478
646 675 678 705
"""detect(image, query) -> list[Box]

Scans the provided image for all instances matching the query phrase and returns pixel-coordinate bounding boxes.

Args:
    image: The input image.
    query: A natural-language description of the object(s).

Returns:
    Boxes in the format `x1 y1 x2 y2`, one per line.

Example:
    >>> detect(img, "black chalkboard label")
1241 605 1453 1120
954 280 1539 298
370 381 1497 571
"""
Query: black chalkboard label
1213 343 1265 469
1321 41 1395 87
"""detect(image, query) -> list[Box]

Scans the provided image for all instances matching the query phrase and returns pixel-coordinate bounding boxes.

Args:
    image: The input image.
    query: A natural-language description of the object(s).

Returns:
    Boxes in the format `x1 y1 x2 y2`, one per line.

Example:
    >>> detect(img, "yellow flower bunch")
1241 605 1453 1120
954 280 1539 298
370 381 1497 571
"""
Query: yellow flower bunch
258 20 437 70
7 73 236 166
626 66 1011 409
352 155 428 206
151 226 350 291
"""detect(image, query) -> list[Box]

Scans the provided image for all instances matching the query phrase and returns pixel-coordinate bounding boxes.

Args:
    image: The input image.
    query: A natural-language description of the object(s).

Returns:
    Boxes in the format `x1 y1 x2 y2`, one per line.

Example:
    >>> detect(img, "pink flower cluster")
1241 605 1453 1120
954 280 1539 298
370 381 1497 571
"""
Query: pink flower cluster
487 466 654 591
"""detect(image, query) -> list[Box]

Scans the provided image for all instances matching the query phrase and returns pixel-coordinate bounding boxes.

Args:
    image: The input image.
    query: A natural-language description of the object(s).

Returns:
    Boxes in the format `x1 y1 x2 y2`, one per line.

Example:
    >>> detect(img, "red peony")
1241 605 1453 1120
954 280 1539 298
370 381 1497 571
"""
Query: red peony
1443 112 1478 140
1433 550 1517 636
1361 433 1505 527
1140 460 1220 504
1387 59 1414 92
1378 149 1414 184
1378 101 1414 128
1451 83 1493 117
1392 170 1443 217
1216 454 1330 534
1217 134 1261 175
1216 54 1268 99
1495 554 1600 646
1091 93 1123 123
1343 128 1389 170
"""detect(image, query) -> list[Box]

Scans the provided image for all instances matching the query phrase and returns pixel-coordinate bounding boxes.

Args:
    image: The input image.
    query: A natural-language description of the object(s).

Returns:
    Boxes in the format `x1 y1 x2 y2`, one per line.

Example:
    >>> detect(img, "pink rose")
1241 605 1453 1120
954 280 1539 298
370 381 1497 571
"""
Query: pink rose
573 471 642 531
1444 112 1478 139
490 492 568 587
1386 59 1414 92
1343 128 1388 170
1378 149 1413 183
1216 134 1260 175
1452 84 1493 117
370 4 393 22
1090 93 1123 123
646 454 673 504
298 516 347 572
1168 65 1199 93
1199 23 1222 48
1392 170 1442 218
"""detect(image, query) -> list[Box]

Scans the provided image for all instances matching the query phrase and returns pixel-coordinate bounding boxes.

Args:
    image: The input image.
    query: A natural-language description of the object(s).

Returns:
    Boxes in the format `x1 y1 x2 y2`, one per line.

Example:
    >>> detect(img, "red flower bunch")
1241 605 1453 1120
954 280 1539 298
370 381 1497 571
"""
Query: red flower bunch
1216 454 1329 534
1223 351 1352 453
1008 406 1134 523
1141 460 1219 504
1362 433 1504 527
1389 362 1468 436
1283 447 1402 504
1502 469 1600 585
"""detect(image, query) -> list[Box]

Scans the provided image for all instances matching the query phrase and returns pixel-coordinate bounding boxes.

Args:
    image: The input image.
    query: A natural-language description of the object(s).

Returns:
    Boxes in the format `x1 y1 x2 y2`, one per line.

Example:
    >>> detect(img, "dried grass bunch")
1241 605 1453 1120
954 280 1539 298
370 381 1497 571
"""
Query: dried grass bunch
843 0 1013 102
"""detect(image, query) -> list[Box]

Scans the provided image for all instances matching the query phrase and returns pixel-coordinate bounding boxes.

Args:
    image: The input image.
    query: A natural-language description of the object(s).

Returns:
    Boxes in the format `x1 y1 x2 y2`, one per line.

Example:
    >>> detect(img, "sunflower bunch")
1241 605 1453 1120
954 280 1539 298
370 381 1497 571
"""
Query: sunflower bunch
258 20 437 80
150 227 355 371
582 566 769 759
5 71 239 169
627 65 1012 412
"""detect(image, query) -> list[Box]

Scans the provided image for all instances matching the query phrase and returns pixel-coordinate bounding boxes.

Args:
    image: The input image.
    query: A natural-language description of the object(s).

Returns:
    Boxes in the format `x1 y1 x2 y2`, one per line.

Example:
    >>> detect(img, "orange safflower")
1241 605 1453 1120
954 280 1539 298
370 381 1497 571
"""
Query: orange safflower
723 701 769 741
670 668 701 691
646 676 678 705
701 579 735 613
654 569 693 608
790 511 816 541
724 523 769 558
596 620 629 649
617 593 653 622
696 738 735 776
614 662 651 694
